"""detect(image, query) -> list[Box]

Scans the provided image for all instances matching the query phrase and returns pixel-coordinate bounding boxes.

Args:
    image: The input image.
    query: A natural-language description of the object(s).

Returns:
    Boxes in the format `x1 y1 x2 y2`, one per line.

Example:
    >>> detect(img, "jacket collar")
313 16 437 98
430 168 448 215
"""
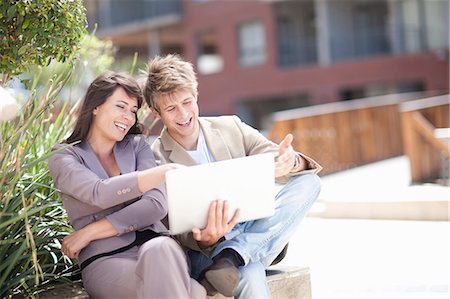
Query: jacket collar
160 117 232 164
160 129 197 166
199 118 232 162
78 136 135 177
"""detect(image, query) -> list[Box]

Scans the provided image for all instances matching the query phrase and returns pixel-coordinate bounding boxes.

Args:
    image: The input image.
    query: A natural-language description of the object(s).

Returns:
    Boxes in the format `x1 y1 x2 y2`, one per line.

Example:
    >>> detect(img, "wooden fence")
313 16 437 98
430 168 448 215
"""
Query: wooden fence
268 93 427 176
400 95 450 183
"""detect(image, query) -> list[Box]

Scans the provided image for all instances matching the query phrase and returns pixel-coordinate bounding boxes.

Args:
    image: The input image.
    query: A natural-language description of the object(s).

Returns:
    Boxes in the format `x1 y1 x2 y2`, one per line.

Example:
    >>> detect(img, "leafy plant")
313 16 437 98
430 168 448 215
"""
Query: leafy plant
0 69 78 298
0 0 87 84
27 33 115 104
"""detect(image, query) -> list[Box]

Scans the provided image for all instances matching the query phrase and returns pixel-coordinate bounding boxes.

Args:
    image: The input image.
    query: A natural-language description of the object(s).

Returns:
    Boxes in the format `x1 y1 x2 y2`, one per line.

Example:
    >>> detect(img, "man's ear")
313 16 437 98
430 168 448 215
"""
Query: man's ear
150 108 160 119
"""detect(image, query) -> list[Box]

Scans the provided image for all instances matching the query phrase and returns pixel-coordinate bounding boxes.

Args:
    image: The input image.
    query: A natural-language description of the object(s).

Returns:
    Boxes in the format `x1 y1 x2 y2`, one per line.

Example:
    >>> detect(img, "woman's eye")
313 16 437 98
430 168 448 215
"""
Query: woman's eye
116 105 125 109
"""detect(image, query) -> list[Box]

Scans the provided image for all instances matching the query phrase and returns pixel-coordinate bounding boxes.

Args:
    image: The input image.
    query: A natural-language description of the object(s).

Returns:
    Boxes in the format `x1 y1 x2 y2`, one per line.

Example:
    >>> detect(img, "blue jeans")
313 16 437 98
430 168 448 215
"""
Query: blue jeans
188 173 321 299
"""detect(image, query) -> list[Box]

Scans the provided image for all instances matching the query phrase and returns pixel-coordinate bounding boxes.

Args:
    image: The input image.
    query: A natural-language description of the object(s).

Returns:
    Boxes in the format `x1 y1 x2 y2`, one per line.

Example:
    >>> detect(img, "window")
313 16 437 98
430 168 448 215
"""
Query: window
196 30 223 75
276 1 317 67
400 0 424 53
238 21 266 66
340 81 425 101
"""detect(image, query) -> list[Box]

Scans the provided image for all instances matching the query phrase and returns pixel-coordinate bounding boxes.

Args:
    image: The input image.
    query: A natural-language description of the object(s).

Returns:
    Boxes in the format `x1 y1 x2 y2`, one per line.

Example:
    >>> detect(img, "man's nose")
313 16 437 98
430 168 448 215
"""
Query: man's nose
178 106 189 118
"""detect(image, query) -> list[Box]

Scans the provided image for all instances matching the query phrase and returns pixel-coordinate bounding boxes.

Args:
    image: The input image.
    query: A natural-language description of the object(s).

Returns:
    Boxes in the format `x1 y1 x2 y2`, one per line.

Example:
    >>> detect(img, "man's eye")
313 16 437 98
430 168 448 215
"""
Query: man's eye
116 105 125 109
166 107 175 112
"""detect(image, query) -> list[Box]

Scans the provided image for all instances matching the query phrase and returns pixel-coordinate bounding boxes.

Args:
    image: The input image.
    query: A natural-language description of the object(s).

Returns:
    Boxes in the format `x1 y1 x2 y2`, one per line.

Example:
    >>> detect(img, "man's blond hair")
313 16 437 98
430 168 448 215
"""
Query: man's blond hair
143 54 198 111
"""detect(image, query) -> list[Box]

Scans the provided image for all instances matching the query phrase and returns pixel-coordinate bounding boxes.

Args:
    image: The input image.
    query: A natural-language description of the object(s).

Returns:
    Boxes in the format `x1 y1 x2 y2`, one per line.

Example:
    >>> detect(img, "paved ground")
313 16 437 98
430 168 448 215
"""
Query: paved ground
318 156 449 203
278 218 449 299
277 156 449 299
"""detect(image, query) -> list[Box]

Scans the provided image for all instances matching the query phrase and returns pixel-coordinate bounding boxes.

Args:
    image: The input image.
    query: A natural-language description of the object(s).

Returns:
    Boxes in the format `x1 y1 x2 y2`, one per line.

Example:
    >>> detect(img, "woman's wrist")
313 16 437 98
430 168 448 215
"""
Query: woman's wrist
84 218 118 242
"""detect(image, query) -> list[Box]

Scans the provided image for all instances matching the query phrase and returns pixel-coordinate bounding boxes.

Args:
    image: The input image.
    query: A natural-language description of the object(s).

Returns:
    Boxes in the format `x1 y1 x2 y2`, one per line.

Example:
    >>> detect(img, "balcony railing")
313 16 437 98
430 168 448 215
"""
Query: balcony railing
268 93 426 176
96 0 181 29
400 95 450 184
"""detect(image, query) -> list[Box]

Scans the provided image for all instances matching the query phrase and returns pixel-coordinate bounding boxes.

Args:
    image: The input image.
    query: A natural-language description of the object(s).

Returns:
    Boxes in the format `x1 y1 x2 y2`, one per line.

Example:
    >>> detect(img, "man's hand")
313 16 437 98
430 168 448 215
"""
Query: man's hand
192 200 240 248
275 133 297 178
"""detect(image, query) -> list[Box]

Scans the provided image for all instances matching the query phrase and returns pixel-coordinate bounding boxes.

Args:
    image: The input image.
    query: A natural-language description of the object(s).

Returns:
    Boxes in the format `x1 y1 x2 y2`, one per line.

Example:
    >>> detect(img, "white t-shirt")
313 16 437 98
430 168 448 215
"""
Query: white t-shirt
187 130 216 164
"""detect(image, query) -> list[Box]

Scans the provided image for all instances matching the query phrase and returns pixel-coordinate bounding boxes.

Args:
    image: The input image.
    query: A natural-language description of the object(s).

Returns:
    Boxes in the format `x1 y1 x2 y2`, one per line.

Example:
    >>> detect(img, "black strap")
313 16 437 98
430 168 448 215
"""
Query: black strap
80 229 161 271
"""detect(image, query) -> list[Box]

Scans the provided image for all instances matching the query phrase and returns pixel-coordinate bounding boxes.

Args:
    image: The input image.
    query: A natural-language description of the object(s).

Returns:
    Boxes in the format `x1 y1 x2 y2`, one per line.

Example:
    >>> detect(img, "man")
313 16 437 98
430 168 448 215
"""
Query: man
144 54 322 298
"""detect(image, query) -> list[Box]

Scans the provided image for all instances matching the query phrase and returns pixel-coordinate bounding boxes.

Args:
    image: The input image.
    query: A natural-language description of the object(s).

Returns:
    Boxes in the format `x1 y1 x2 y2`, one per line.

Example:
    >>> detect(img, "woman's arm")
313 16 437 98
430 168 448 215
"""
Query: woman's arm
61 218 117 258
56 136 183 255
136 163 180 192
48 143 182 210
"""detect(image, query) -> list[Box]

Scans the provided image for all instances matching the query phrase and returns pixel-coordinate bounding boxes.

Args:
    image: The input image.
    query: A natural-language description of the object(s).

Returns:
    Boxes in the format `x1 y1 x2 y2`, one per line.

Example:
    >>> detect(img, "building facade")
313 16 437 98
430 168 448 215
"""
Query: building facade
85 0 449 129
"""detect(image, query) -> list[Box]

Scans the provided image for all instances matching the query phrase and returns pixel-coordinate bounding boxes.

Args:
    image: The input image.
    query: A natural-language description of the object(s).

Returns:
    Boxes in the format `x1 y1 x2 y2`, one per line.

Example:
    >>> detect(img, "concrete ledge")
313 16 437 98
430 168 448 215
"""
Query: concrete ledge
38 282 88 299
210 266 311 299
38 266 311 299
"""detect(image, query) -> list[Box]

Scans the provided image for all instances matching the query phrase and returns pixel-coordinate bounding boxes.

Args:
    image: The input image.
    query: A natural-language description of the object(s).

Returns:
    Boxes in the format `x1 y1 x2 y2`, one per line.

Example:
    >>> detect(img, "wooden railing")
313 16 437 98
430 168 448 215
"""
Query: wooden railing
268 93 425 176
399 95 450 183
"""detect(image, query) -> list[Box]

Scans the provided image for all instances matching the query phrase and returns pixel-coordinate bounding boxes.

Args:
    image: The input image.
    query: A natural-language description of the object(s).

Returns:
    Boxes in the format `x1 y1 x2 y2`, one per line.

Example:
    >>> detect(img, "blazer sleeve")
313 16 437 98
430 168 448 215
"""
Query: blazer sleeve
232 116 322 182
48 145 143 210
231 115 280 157
105 137 167 235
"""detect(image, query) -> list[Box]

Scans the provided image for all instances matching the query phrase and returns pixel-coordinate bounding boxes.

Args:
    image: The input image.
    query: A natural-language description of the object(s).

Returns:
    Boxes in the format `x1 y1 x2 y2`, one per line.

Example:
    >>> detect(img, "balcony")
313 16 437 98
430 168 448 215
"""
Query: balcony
93 0 182 33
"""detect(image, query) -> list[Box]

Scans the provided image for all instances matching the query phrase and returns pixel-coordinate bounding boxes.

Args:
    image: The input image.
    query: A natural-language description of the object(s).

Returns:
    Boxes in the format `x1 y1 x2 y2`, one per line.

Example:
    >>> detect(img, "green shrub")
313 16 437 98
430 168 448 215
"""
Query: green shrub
0 70 78 298
0 0 87 84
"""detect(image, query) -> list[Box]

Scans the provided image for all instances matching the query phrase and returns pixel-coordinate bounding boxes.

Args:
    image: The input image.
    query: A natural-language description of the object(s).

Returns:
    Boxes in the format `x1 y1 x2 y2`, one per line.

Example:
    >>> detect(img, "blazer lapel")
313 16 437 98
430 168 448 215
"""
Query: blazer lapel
78 141 109 179
79 139 135 177
160 128 197 166
199 118 232 162
114 138 135 175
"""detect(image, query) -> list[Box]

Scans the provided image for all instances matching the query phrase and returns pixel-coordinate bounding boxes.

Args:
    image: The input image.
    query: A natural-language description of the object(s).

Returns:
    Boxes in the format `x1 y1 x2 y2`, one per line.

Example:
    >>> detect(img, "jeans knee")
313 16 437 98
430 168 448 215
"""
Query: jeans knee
279 173 321 208
292 173 321 194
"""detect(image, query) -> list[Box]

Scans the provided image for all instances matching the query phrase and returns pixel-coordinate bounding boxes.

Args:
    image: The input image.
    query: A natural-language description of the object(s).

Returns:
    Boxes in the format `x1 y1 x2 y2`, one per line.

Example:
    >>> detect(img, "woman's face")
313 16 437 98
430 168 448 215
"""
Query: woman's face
90 87 138 143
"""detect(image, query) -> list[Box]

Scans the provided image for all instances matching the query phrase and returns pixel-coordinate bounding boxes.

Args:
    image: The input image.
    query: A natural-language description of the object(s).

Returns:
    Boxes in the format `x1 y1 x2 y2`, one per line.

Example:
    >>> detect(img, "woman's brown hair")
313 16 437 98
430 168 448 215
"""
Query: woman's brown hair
65 72 143 144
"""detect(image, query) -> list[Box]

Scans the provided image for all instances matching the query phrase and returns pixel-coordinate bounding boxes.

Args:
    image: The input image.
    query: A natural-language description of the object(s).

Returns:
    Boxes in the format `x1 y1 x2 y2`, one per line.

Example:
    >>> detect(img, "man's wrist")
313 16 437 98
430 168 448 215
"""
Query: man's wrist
292 153 301 169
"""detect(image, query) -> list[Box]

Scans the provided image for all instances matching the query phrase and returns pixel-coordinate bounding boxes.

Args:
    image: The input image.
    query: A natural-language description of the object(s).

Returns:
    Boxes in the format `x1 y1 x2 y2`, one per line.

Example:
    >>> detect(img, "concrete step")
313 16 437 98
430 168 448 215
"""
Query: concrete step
309 200 449 221
316 156 450 221
37 266 311 299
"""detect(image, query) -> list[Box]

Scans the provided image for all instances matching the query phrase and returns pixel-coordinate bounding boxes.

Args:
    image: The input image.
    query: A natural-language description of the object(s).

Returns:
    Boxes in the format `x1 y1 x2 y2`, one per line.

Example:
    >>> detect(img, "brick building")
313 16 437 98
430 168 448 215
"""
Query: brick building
85 0 449 129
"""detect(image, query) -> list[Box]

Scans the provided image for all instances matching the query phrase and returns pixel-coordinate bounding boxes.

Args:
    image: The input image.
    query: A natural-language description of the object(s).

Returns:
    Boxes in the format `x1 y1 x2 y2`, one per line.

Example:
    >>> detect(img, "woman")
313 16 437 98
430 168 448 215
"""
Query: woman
48 73 206 298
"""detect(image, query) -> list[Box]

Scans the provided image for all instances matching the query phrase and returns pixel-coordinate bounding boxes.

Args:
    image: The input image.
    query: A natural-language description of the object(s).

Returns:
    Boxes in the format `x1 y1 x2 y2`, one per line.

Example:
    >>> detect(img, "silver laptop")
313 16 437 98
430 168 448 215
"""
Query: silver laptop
165 153 276 235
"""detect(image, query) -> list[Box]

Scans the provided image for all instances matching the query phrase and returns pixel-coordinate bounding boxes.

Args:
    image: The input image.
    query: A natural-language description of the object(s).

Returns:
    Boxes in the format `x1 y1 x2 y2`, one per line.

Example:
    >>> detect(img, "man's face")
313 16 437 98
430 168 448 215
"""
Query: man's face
154 89 200 147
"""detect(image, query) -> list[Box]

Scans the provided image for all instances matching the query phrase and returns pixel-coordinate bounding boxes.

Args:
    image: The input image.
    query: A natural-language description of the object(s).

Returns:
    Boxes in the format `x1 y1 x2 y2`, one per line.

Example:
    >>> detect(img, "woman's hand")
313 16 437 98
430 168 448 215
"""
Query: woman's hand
192 200 240 248
138 163 186 193
61 228 93 259
61 218 118 258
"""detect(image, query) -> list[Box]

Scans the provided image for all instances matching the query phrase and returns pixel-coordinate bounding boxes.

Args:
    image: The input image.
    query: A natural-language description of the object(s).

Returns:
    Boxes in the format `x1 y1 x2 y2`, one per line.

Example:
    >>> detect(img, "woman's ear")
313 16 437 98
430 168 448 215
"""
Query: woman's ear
92 107 98 116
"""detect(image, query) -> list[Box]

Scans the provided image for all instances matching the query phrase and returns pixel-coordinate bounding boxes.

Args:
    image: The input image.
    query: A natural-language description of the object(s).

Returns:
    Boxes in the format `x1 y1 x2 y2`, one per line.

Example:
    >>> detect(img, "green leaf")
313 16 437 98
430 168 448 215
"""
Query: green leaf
7 5 17 20
22 16 30 29
18 45 27 55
